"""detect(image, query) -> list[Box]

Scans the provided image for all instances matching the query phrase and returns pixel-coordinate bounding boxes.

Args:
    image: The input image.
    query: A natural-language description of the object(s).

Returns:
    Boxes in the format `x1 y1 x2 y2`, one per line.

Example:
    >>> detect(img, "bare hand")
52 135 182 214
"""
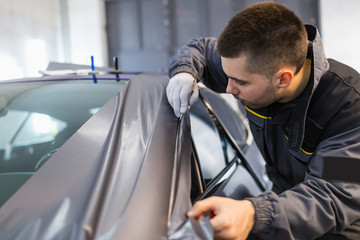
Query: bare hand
187 197 255 240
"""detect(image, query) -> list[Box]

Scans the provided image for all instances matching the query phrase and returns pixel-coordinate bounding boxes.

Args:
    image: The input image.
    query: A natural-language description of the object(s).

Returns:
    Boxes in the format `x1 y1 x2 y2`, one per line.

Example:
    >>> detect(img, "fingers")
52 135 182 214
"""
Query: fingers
166 77 181 118
187 197 219 218
166 73 198 118
179 85 192 115
188 84 199 106
166 82 173 106
172 87 182 118
188 198 255 240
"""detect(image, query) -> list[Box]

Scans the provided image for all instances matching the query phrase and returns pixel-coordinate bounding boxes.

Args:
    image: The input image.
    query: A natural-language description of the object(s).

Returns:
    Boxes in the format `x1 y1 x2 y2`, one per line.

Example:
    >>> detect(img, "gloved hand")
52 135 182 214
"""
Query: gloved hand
166 72 199 118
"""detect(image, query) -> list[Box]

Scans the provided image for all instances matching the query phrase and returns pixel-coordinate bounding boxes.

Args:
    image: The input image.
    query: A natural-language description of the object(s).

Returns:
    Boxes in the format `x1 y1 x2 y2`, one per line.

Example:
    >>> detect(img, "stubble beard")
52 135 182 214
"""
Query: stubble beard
240 84 277 109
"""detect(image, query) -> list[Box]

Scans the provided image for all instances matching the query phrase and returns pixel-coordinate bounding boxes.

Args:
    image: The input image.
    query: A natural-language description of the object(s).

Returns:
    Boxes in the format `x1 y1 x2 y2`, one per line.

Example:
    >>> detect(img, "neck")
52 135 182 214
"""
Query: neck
287 59 311 101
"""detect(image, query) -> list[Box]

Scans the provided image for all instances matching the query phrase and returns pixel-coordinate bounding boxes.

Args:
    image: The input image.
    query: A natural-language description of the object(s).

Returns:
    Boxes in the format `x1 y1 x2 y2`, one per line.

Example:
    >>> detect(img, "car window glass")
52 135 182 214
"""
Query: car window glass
190 113 226 179
199 89 247 148
8 111 67 145
0 80 127 208
190 99 237 184
225 138 236 162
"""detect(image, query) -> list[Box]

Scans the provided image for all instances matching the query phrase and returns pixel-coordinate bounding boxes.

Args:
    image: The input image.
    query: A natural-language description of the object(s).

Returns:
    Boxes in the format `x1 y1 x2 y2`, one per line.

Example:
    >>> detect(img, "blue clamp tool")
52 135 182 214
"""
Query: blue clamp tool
89 56 98 84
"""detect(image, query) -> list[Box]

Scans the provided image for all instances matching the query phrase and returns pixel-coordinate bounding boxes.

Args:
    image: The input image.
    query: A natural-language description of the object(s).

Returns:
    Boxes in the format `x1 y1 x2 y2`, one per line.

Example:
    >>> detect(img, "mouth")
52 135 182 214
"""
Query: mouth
233 95 248 106
232 95 242 101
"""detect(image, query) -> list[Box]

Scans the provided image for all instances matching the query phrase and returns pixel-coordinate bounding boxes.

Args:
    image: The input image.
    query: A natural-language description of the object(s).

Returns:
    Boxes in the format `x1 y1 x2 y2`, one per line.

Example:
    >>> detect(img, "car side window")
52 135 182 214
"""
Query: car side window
189 91 266 202
190 99 237 184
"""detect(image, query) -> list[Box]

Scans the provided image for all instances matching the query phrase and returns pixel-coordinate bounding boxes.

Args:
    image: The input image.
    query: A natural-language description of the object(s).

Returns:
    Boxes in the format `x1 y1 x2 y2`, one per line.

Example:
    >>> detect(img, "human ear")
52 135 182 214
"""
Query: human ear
278 70 293 88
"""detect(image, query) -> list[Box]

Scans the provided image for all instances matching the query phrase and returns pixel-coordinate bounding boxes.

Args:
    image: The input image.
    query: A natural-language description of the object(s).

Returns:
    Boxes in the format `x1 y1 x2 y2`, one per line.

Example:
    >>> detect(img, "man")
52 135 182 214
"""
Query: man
166 2 360 240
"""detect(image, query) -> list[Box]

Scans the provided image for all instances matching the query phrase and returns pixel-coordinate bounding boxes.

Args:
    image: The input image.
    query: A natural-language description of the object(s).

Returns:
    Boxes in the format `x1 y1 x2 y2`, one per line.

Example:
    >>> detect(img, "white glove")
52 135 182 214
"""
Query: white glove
166 72 199 118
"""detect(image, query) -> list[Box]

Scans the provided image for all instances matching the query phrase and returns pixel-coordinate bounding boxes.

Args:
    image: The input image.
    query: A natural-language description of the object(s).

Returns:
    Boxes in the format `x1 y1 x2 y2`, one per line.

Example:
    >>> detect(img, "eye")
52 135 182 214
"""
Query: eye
233 79 246 86
227 77 247 86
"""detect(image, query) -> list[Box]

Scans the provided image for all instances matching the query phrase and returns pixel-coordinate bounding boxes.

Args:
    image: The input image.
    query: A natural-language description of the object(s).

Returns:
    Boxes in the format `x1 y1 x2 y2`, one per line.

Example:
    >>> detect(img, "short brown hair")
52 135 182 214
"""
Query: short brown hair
217 2 308 77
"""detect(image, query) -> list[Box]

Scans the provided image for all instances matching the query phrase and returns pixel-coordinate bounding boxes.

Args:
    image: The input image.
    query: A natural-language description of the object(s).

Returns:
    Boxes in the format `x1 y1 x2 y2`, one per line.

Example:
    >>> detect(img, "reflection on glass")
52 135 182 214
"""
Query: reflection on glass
190 114 227 180
89 107 101 115
14 112 67 145
0 110 67 162
0 110 28 147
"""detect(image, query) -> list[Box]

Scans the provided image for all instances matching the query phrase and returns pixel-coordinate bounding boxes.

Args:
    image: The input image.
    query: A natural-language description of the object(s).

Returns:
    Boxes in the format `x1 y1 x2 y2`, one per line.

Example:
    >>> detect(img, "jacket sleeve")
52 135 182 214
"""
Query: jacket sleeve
247 126 360 239
168 37 228 93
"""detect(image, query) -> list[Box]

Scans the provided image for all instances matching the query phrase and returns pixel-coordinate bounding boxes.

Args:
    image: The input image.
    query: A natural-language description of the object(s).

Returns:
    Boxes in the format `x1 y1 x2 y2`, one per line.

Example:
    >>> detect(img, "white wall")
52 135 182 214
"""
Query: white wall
66 0 108 67
320 0 360 72
0 0 60 79
0 0 107 80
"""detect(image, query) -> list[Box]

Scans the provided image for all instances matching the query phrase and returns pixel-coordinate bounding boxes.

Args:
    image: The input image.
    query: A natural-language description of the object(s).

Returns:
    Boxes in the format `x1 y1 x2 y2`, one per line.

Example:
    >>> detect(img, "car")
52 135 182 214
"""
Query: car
0 70 269 239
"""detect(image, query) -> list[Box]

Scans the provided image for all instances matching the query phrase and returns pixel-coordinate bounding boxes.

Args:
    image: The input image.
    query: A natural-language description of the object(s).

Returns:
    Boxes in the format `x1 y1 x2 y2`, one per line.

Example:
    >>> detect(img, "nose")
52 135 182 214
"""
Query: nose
226 79 239 95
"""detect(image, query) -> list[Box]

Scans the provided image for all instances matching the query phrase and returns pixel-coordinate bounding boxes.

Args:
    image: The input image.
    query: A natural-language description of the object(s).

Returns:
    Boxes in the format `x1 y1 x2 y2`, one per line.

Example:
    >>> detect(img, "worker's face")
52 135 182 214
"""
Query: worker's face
222 55 279 109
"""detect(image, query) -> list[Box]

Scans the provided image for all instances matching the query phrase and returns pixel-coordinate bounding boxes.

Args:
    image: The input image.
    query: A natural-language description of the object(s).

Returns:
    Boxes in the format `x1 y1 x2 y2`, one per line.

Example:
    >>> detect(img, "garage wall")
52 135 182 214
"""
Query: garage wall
320 0 360 72
0 0 60 79
105 0 360 73
0 0 107 80
66 0 108 67
105 0 320 73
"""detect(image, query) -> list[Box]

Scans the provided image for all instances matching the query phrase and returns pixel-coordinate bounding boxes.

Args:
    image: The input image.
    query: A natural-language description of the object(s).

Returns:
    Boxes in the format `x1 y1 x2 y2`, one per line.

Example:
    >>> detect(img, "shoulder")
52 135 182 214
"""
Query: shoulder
308 59 360 140
313 58 360 105
326 58 360 91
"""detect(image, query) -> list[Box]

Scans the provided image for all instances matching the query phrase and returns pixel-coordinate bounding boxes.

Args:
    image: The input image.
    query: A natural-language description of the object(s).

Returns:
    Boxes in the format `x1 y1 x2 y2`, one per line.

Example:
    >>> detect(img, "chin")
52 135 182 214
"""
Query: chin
243 102 270 109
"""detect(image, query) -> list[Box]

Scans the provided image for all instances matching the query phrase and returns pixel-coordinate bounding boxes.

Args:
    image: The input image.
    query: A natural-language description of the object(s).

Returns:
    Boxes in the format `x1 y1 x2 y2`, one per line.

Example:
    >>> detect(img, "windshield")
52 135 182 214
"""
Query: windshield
0 79 127 207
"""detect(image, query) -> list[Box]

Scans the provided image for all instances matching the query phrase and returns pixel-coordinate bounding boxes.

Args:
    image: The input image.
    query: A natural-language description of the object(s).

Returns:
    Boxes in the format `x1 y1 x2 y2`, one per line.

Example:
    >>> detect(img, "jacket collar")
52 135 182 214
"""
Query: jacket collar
305 25 330 94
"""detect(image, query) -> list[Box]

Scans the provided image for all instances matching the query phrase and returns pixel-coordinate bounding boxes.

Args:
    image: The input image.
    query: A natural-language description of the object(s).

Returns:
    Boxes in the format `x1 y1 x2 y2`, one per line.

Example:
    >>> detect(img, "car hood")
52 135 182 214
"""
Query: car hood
0 74 212 240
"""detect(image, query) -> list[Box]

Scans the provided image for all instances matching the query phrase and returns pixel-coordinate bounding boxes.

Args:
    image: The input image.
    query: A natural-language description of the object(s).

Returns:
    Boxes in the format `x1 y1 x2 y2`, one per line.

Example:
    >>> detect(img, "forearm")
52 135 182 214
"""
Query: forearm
247 176 360 239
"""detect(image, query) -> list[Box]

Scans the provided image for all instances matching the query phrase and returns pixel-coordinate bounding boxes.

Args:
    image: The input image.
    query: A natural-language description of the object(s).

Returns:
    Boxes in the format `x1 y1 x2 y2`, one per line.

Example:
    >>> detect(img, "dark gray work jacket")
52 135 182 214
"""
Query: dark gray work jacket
169 25 360 239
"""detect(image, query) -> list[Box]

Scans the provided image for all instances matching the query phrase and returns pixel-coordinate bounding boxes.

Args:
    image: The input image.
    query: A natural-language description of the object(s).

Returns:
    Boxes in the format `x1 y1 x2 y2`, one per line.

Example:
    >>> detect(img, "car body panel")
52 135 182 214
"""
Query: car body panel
0 74 202 239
